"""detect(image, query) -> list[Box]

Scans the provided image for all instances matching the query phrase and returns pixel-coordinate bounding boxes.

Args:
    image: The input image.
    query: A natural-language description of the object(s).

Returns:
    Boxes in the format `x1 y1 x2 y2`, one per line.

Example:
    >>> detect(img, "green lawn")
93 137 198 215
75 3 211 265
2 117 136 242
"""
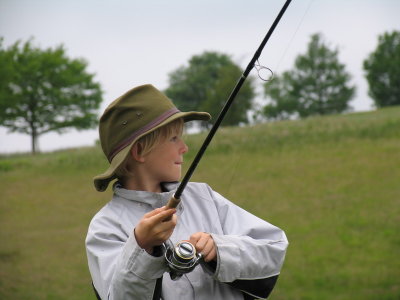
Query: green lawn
1 106 399 299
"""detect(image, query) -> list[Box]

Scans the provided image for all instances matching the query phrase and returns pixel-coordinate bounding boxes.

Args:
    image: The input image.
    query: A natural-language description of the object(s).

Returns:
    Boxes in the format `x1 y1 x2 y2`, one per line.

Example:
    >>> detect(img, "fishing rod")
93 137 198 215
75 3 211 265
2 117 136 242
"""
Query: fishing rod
166 0 293 210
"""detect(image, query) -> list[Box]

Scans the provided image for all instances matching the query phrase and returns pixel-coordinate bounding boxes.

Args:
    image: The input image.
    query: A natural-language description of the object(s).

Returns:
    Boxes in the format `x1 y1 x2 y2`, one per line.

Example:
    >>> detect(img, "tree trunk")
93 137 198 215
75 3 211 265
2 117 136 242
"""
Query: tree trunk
31 130 38 154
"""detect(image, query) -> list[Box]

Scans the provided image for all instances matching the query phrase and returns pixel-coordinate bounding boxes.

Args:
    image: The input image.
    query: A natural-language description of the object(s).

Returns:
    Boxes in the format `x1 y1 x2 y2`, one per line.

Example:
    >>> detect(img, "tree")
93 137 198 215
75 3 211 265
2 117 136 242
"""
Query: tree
363 30 400 107
0 38 102 153
165 51 255 128
262 33 355 120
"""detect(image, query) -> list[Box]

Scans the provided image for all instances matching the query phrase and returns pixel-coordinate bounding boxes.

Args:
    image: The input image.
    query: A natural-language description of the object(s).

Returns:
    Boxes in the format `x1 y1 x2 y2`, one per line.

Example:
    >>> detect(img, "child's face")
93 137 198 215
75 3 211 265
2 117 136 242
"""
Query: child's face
142 130 188 185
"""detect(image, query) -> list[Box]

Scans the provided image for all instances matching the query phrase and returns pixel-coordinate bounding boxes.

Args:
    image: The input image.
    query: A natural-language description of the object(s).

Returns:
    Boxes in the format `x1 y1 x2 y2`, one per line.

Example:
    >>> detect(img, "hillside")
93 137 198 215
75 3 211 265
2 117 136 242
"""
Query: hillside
0 106 399 299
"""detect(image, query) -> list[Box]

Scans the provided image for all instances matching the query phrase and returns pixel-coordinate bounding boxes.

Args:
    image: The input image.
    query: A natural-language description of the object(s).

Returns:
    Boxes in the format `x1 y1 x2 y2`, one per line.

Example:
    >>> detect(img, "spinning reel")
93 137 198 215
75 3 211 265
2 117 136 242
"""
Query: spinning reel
164 240 203 280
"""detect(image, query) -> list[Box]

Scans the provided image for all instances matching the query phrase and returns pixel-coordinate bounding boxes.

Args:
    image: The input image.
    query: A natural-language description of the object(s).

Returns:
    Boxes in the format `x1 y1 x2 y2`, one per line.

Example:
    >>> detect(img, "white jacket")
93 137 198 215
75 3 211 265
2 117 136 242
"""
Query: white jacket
86 182 288 300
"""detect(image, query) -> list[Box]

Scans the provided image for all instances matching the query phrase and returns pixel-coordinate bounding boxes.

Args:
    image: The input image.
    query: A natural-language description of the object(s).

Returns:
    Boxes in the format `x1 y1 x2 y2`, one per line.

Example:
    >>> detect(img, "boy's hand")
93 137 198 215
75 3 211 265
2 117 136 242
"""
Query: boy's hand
134 206 177 254
189 232 217 262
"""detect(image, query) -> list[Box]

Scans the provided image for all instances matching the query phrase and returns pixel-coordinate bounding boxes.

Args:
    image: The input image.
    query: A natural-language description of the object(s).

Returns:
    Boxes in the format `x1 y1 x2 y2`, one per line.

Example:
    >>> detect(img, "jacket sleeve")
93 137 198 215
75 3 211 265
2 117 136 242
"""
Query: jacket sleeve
85 211 167 300
207 187 288 298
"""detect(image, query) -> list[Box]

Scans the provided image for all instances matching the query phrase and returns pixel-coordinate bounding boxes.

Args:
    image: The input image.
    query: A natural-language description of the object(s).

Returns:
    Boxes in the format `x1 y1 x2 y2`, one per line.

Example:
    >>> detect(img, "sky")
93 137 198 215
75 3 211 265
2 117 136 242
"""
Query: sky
0 0 399 153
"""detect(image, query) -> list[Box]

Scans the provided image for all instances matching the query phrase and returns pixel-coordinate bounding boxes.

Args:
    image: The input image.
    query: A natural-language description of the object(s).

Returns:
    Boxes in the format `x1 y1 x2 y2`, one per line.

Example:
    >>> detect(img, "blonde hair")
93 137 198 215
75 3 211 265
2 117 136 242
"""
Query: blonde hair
115 118 184 180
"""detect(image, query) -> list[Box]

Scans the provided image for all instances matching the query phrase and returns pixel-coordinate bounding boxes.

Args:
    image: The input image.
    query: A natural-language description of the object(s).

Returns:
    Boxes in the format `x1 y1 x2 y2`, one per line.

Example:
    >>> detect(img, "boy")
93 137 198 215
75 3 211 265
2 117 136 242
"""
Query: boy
86 84 288 299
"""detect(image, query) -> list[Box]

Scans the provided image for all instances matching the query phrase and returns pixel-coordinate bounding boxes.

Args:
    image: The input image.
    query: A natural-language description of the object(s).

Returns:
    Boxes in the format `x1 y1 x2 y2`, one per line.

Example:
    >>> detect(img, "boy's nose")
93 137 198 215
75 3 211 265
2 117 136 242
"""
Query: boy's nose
181 141 189 154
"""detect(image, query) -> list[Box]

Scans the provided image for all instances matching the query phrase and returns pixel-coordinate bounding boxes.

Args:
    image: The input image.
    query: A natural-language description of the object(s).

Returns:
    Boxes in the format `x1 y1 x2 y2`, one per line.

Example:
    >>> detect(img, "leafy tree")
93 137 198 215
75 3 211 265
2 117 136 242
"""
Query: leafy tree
165 51 255 128
262 33 355 120
0 38 102 153
363 30 400 107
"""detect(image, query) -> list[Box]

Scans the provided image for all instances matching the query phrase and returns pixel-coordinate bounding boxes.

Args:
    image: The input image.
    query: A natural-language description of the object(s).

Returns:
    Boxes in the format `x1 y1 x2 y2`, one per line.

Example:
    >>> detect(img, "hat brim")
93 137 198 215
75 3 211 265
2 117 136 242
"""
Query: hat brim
94 111 210 192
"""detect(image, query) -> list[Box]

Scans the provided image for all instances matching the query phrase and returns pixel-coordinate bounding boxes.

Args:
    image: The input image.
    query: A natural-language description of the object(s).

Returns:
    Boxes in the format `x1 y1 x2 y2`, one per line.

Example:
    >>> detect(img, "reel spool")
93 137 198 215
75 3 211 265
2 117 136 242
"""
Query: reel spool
164 240 203 280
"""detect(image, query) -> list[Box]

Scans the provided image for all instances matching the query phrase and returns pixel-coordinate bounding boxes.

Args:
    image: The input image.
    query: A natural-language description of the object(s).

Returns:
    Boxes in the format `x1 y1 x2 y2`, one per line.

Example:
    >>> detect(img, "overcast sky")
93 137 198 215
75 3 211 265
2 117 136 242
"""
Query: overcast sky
1 0 399 153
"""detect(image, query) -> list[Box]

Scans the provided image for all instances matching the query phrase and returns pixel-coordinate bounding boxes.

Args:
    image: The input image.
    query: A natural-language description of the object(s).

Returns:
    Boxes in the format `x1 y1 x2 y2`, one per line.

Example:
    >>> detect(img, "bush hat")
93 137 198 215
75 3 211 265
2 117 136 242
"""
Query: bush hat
94 84 211 192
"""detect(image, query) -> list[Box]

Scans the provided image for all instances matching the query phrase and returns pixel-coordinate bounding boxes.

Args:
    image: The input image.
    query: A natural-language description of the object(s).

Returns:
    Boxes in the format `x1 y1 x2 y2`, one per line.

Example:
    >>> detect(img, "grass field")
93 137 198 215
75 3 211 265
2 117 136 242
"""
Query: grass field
0 106 399 299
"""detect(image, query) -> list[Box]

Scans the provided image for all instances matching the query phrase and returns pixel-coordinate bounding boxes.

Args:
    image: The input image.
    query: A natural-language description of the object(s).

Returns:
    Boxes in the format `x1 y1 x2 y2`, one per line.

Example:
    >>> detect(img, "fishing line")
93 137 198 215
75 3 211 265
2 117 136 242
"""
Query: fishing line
166 0 294 211
247 0 314 87
273 0 314 74
225 0 314 197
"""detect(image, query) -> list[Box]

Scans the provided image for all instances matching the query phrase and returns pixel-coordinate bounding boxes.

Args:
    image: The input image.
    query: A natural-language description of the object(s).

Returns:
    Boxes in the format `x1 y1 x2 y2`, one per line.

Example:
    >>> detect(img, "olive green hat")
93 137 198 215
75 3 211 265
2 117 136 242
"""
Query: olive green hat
94 84 211 192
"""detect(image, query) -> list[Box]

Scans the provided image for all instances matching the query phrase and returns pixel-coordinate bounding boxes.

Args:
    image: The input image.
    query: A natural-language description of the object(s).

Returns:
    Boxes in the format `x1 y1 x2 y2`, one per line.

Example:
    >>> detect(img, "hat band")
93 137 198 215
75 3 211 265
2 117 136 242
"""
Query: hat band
108 107 180 161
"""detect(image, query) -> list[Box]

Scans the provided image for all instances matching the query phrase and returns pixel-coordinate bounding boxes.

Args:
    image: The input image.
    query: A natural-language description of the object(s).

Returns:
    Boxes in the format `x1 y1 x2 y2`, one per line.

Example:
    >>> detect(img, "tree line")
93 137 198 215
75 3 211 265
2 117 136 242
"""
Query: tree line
0 31 399 153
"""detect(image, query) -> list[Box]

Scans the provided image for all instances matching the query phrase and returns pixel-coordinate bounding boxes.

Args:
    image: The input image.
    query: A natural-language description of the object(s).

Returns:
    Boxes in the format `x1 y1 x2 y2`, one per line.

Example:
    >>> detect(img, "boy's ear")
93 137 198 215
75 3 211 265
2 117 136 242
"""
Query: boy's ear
131 143 145 163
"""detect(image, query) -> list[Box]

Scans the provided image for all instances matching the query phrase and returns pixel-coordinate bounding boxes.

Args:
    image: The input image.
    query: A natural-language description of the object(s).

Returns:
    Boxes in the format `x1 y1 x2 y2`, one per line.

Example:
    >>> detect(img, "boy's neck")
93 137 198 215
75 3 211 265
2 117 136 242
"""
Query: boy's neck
122 178 162 193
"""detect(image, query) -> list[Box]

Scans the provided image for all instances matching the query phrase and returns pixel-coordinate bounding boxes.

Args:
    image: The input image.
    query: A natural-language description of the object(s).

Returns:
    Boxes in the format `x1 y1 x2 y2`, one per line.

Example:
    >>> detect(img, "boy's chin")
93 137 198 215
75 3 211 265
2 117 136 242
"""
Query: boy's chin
161 174 181 184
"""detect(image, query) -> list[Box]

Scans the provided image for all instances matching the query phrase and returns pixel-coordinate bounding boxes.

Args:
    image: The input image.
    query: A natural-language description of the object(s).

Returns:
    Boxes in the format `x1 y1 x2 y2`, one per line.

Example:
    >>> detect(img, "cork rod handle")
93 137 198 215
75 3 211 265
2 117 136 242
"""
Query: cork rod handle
163 196 180 221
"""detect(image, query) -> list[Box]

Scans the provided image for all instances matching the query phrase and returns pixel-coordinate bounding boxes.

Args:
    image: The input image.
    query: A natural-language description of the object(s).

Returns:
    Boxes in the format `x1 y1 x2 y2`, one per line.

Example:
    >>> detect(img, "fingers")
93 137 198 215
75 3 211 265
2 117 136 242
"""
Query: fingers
190 232 217 262
144 206 174 219
156 208 177 223
201 239 217 262
134 207 177 252
143 206 177 227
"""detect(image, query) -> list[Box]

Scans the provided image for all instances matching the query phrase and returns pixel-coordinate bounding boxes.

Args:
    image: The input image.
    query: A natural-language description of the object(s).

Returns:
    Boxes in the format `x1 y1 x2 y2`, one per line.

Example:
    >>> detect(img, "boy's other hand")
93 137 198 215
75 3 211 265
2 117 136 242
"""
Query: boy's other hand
134 206 177 254
189 232 217 262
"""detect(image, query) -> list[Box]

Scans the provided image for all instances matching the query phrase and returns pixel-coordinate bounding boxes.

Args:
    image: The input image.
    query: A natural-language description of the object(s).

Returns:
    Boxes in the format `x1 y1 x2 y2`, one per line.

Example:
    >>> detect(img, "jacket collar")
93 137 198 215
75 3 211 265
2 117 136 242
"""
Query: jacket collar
112 181 182 210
